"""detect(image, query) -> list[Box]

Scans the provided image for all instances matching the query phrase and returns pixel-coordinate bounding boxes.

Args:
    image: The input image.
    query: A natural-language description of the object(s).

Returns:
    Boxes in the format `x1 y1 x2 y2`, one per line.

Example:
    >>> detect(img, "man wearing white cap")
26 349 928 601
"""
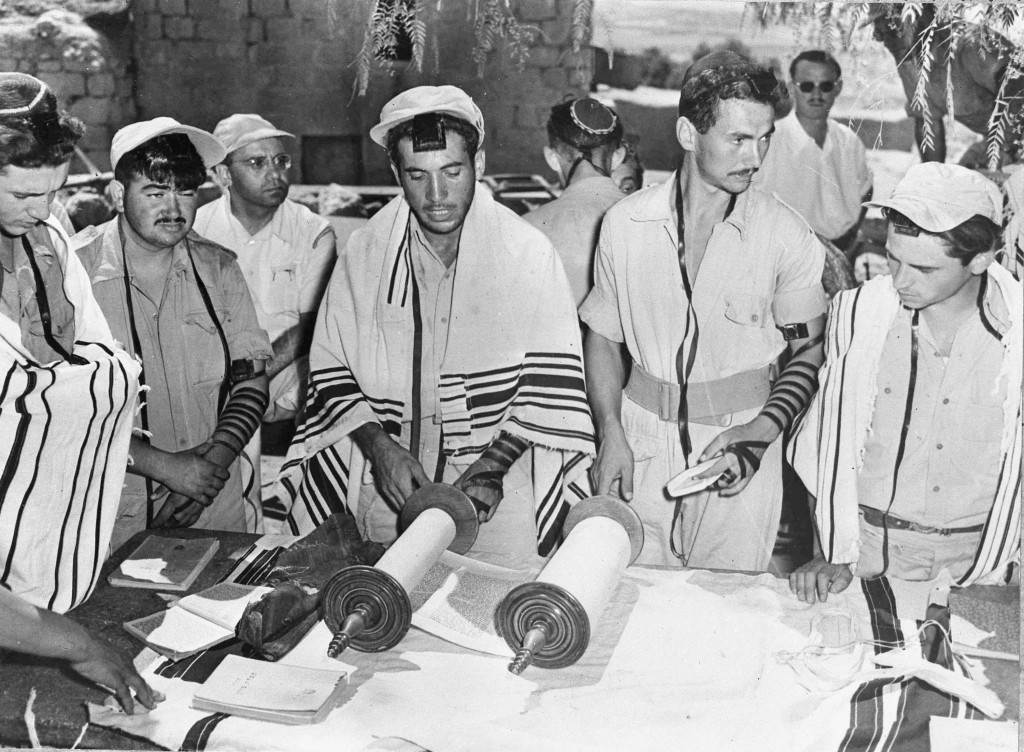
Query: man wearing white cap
195 114 335 424
269 85 593 565
789 162 1021 602
75 117 272 546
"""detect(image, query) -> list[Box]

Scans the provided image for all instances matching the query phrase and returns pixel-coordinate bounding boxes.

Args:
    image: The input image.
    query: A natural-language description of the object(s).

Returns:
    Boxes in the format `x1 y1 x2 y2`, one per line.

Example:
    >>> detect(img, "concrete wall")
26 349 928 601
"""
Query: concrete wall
0 8 135 171
130 0 592 183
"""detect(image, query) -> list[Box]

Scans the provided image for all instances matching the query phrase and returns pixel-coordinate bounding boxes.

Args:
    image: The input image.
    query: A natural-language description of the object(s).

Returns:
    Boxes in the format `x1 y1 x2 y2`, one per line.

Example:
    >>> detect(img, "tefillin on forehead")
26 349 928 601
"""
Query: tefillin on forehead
410 113 447 152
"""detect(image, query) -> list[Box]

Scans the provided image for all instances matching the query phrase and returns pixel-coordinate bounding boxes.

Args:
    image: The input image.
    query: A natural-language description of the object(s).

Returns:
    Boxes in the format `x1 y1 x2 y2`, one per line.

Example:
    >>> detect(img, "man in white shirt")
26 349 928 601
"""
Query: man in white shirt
755 50 873 252
195 114 336 423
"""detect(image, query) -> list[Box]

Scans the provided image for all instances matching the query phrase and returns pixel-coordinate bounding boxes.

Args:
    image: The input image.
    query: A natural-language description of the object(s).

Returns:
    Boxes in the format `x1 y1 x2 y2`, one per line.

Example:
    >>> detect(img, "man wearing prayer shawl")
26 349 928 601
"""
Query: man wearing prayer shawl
268 86 594 566
0 73 142 615
789 163 1022 602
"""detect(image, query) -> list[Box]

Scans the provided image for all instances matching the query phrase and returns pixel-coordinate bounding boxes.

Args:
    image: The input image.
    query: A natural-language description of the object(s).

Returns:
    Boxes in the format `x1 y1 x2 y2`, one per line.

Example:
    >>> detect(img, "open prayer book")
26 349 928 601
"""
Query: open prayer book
191 654 348 725
123 581 271 661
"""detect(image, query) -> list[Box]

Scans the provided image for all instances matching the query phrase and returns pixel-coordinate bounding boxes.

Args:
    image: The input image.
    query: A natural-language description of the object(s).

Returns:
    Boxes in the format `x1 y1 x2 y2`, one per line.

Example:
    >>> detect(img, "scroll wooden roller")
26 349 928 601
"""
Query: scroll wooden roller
495 496 644 674
322 482 478 657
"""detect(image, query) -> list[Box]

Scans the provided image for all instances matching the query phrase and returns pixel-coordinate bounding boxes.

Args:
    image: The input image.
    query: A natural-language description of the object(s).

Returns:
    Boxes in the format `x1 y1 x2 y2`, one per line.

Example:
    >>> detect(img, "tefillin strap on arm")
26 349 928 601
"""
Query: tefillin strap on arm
209 382 269 457
758 326 824 435
460 432 531 516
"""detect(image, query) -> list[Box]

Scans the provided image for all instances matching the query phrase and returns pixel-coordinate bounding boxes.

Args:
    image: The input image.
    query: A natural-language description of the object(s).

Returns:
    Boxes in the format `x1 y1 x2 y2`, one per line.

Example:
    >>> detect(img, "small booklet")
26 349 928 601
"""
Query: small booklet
108 535 219 591
191 654 348 725
123 582 271 662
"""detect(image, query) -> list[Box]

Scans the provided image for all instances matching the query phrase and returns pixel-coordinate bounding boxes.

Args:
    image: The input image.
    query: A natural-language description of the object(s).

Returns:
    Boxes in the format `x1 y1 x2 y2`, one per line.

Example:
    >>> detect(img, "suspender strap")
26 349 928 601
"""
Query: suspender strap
21 236 86 366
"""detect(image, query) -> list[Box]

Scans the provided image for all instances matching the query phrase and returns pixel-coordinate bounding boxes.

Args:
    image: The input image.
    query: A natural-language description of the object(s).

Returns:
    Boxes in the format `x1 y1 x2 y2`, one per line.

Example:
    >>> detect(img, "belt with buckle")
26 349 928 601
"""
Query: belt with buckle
858 505 985 536
623 362 772 425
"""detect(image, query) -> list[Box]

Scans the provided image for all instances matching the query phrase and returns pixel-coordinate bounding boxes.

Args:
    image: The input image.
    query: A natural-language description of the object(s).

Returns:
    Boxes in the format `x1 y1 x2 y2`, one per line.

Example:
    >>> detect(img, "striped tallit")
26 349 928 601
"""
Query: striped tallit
0 303 140 614
790 264 1022 585
270 188 594 553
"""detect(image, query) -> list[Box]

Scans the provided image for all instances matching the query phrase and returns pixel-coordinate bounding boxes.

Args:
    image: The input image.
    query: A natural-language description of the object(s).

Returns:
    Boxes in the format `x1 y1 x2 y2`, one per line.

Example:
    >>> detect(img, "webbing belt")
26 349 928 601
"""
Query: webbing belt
624 362 772 424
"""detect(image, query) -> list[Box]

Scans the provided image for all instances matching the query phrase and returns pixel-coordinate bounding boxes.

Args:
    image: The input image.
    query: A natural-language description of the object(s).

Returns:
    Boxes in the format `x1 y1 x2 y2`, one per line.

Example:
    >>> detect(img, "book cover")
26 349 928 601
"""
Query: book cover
108 536 219 591
191 655 349 725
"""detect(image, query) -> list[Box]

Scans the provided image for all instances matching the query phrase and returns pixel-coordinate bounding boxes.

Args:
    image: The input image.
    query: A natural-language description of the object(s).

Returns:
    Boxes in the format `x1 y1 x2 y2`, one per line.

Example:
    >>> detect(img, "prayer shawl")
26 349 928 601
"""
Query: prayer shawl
1004 169 1023 279
92 540 997 752
0 218 140 613
270 188 594 553
790 265 1022 585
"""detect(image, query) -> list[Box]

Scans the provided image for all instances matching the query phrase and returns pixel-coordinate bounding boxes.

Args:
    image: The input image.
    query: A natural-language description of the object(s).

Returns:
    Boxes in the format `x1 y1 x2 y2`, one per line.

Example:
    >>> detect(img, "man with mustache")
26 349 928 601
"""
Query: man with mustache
195 114 335 425
789 163 1021 602
269 86 593 566
581 53 828 570
754 50 872 253
75 118 272 545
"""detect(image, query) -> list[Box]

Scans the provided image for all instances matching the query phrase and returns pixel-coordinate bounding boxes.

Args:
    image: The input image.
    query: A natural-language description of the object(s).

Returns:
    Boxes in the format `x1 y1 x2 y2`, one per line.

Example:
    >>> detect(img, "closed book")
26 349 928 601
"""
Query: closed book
191 655 348 725
108 535 219 591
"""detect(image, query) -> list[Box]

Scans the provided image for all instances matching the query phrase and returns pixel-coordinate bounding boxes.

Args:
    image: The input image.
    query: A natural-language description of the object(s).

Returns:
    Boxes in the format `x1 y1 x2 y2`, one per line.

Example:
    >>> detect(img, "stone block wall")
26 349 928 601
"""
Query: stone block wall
0 8 134 172
129 0 593 183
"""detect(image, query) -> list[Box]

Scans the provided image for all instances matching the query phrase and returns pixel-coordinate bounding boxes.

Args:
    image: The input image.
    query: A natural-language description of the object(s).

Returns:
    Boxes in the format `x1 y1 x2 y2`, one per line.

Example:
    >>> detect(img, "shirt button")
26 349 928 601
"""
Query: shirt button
440 316 448 324
942 398 950 405
884 387 891 394
750 314 758 322
179 438 188 447
936 443 943 450
932 485 940 493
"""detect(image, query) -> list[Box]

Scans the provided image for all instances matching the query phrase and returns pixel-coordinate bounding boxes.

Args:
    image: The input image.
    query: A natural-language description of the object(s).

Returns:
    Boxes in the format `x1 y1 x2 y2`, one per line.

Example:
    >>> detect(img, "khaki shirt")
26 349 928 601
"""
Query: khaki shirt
194 194 336 342
0 227 78 363
75 220 272 532
580 174 828 387
860 290 1009 528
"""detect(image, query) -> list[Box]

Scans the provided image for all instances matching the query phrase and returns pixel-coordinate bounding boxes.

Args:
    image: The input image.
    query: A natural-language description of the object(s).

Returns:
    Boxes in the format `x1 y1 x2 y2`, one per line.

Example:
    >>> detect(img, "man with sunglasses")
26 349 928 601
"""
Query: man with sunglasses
195 114 336 426
582 53 828 570
75 118 272 546
789 163 1020 602
755 50 872 253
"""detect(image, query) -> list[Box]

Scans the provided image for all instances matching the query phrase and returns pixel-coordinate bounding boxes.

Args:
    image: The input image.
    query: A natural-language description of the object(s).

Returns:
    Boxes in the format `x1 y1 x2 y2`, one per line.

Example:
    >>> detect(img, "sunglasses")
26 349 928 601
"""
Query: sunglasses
796 80 838 94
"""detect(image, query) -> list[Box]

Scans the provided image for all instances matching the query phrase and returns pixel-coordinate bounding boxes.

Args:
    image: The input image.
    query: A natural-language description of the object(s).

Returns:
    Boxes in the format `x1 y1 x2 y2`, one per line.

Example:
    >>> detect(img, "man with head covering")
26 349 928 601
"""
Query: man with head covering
268 85 593 566
74 118 272 547
0 72 159 713
581 53 828 570
789 163 1020 602
195 114 336 424
754 50 873 252
524 97 626 307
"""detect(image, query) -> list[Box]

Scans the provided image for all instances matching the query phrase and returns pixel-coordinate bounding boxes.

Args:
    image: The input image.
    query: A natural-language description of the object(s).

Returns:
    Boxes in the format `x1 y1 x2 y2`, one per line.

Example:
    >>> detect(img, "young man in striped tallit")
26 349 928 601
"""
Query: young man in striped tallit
268 86 593 567
0 73 161 711
789 163 1021 602
75 119 272 547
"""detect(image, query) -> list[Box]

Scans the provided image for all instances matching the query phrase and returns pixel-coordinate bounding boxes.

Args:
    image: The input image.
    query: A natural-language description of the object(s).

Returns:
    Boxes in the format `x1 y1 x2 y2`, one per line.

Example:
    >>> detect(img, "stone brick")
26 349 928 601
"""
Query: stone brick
87 72 116 97
164 16 195 40
133 0 158 11
541 17 572 43
525 45 561 68
196 16 244 40
158 0 187 14
251 0 287 18
214 42 247 59
540 66 566 89
140 13 163 40
246 17 265 43
265 18 301 44
40 71 86 97
70 96 109 126
35 60 62 73
289 0 327 19
517 0 557 21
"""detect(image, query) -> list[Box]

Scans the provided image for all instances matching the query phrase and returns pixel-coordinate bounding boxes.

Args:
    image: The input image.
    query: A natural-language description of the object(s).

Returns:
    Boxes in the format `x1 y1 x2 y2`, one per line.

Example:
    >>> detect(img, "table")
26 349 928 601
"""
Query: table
1 529 1018 750
0 529 256 750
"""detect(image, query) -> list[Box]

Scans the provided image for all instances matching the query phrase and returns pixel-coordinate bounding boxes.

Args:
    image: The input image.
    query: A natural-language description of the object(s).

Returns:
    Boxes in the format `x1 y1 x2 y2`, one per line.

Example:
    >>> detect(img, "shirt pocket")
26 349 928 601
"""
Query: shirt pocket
262 262 300 315
723 292 769 328
182 306 229 388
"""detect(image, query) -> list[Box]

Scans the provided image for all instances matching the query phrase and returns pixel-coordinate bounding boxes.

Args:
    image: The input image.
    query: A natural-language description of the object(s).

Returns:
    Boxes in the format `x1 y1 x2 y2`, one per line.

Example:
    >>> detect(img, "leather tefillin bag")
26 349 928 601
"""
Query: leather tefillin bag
235 514 385 660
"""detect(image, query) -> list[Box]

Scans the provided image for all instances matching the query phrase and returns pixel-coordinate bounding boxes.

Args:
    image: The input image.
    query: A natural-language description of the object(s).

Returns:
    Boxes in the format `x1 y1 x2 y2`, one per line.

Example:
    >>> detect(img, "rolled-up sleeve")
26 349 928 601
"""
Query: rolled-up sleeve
221 258 273 361
771 215 829 324
299 223 337 315
578 225 625 343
